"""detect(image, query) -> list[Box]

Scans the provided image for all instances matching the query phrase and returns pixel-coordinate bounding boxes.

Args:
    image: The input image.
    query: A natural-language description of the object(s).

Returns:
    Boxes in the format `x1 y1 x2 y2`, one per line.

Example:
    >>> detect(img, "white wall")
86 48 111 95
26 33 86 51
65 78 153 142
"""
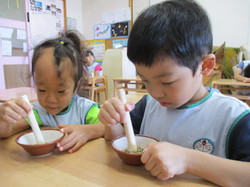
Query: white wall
198 0 250 47
82 0 129 40
67 0 250 47
66 0 84 35
134 0 250 47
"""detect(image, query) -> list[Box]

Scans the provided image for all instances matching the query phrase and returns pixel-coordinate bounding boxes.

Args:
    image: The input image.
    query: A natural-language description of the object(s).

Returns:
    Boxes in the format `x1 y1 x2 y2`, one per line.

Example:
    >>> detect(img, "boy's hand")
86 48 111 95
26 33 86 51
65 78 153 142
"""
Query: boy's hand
0 98 30 124
141 142 189 180
57 124 94 153
98 97 134 126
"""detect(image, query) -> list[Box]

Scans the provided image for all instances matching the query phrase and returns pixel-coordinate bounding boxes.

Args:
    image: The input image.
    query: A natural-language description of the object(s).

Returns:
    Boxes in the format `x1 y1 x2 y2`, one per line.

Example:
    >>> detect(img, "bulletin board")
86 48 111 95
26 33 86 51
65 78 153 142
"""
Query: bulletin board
29 0 66 46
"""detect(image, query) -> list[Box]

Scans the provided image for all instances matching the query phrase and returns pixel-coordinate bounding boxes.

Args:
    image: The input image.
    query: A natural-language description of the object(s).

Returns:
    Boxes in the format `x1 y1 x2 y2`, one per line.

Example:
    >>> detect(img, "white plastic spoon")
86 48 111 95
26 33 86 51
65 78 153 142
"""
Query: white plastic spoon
21 95 45 144
117 89 137 152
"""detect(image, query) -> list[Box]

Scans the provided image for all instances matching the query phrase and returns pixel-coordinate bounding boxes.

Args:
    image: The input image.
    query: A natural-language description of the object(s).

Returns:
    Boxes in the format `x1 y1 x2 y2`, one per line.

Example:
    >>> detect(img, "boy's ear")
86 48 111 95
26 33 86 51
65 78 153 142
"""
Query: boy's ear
201 54 216 76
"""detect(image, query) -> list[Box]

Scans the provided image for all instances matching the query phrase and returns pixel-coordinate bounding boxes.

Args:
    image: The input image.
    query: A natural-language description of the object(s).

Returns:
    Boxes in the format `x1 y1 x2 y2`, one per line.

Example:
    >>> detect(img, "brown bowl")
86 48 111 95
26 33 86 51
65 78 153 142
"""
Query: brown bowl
16 129 64 156
111 135 159 166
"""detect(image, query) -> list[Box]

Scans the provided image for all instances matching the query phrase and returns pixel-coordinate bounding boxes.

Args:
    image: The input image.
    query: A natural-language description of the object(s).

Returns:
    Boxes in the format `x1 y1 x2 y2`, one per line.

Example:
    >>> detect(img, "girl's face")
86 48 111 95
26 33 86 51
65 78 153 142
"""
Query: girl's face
34 48 75 115
135 56 207 109
85 53 95 66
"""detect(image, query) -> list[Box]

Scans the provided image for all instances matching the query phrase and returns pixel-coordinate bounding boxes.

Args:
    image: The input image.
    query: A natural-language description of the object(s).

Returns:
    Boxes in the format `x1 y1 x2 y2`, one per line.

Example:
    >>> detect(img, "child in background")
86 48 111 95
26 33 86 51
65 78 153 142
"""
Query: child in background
77 49 103 98
98 0 250 186
0 30 104 153
234 60 250 83
233 60 250 101
85 49 103 77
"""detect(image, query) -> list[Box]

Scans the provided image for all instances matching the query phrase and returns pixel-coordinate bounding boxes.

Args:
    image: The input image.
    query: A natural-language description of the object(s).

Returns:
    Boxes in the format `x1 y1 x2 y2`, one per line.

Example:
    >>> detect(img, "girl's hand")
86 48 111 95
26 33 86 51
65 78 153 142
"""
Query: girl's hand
57 124 101 153
0 98 31 124
141 142 189 180
98 97 134 126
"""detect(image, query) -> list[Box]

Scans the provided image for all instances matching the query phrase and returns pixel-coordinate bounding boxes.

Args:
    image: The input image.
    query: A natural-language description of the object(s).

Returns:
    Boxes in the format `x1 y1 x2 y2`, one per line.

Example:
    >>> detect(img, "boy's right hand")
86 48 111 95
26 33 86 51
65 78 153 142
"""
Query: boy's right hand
0 98 31 124
98 97 135 126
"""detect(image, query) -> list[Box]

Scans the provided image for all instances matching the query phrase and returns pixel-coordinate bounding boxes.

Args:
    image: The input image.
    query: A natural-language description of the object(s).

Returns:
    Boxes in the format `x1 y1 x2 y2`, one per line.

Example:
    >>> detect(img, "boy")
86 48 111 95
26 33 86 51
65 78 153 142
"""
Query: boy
98 0 250 186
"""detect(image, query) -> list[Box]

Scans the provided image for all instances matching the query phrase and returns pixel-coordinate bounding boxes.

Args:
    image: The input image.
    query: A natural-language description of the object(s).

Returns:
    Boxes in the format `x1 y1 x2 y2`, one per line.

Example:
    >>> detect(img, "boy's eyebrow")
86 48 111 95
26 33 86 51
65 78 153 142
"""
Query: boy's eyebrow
137 71 173 79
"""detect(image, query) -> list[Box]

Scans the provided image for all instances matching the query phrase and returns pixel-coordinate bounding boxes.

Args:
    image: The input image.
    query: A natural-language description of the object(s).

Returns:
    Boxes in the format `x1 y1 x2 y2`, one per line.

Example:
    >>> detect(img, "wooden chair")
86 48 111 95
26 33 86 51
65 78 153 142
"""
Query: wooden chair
84 76 108 103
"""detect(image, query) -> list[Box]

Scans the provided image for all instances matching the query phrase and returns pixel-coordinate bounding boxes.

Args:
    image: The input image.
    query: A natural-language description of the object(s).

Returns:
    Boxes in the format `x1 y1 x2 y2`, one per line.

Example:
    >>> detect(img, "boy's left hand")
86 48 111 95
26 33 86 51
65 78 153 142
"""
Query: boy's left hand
141 142 189 180
57 124 91 153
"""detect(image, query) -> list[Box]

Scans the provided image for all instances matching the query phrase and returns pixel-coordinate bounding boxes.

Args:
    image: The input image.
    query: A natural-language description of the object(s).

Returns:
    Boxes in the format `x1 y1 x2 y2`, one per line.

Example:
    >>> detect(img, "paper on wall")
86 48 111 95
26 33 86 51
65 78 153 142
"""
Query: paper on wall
1 40 12 56
0 27 13 39
17 29 27 40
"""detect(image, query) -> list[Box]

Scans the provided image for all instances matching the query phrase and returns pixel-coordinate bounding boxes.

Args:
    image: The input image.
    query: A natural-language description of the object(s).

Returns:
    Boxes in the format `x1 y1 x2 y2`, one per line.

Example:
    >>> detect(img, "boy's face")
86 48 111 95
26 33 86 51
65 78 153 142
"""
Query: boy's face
136 56 207 109
34 48 75 115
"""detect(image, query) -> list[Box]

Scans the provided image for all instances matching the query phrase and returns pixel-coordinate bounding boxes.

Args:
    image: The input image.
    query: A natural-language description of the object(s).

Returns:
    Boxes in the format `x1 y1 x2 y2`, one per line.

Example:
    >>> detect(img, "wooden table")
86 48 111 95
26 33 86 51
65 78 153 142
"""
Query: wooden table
113 77 147 96
0 131 216 187
212 79 250 100
126 92 148 103
0 87 37 103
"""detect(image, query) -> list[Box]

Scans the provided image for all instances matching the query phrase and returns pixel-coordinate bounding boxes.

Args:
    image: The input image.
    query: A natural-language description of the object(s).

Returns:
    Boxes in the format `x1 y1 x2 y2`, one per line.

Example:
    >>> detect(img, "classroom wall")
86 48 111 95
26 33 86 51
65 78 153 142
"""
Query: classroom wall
133 0 250 47
198 0 250 47
81 0 129 40
66 0 83 34
77 0 250 47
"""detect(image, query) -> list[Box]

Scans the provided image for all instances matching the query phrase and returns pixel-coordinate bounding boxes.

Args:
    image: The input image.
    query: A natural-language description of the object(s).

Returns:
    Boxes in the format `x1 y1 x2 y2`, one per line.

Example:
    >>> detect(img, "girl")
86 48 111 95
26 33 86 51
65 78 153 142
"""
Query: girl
85 49 103 77
77 49 103 98
0 30 104 153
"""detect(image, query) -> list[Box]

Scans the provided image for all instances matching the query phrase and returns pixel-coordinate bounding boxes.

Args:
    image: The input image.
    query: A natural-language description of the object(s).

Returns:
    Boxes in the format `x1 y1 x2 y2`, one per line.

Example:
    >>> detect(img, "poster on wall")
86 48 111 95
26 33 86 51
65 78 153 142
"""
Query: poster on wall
85 39 105 63
94 24 111 40
111 21 129 38
112 38 128 49
67 17 77 30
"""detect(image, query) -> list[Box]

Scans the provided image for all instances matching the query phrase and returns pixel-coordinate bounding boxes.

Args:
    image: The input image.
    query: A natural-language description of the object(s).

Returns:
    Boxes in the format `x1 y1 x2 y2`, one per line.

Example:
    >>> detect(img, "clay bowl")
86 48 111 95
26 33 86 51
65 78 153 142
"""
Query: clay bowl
16 129 64 156
111 135 159 166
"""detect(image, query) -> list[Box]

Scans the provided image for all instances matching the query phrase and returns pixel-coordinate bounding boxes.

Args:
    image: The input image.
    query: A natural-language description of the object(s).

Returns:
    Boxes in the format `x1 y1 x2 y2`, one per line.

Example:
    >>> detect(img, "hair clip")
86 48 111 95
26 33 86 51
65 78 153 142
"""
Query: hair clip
60 41 64 45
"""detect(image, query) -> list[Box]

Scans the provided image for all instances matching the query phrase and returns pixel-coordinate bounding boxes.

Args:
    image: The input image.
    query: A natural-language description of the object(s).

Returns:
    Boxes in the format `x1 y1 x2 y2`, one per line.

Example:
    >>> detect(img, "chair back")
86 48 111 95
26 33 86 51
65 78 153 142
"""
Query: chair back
84 75 108 103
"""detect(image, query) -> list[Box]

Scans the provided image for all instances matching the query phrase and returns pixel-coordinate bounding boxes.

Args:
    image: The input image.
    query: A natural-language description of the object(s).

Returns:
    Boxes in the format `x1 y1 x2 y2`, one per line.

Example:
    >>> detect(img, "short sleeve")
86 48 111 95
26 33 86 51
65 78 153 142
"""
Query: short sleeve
227 112 250 161
130 95 148 134
85 104 101 124
24 109 43 126
94 64 103 71
237 61 244 70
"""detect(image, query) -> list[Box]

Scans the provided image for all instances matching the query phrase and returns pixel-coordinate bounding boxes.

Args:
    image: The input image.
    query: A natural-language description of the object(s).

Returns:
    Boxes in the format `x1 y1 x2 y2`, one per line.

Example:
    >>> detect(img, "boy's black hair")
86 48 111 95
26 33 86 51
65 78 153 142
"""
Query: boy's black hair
127 0 213 75
31 30 87 90
244 64 250 78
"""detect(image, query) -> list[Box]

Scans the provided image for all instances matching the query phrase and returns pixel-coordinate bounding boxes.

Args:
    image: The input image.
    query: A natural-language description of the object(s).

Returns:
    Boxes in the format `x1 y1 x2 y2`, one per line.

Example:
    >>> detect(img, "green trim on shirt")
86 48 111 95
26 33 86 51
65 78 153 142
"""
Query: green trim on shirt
24 109 43 126
225 109 250 158
85 104 101 124
177 91 213 109
57 97 74 115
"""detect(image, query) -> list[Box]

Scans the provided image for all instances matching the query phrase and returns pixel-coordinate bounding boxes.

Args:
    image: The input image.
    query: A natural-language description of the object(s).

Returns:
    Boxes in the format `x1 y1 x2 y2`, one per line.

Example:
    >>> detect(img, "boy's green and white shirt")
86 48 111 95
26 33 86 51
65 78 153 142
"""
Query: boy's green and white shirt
26 94 100 127
139 91 250 158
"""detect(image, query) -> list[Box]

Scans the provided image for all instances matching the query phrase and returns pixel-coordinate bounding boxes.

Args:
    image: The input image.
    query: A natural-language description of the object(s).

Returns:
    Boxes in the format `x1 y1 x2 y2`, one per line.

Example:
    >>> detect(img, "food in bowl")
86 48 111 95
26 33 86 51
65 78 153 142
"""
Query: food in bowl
112 135 159 165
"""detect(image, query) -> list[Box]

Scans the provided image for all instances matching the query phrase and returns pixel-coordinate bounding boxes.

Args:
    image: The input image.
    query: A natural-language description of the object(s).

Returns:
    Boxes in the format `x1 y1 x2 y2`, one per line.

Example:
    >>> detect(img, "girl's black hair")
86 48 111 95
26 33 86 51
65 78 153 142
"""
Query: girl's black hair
127 0 213 75
31 30 88 90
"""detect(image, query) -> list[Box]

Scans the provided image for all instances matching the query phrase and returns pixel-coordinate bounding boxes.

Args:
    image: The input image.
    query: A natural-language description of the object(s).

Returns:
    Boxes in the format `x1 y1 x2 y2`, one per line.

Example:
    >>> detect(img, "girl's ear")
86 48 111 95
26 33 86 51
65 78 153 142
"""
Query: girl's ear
201 54 216 76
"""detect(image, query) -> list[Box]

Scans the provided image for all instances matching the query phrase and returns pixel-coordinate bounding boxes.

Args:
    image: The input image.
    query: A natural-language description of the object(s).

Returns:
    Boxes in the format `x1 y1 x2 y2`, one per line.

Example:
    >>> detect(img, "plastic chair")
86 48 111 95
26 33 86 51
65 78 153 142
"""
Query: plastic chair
84 76 108 103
